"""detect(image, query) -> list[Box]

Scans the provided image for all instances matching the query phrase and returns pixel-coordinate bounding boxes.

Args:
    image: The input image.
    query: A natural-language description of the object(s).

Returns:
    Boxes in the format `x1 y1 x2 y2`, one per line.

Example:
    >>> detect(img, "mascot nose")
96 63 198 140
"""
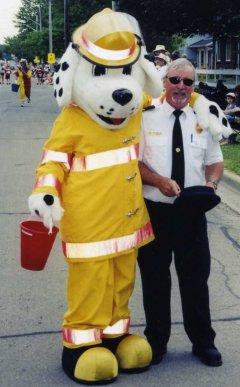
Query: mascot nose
112 89 133 106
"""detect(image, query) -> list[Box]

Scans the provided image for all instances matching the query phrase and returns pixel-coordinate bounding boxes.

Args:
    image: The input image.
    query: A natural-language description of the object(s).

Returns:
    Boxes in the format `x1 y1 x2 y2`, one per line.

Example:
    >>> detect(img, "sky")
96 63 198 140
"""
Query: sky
0 0 22 44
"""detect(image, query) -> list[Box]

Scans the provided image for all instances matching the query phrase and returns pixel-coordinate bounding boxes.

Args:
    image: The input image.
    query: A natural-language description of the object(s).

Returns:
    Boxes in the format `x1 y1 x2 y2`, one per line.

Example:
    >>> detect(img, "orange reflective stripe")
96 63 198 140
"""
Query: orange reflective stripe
62 328 102 345
71 144 139 172
34 174 61 193
103 318 130 335
62 222 153 259
82 32 136 61
41 150 72 170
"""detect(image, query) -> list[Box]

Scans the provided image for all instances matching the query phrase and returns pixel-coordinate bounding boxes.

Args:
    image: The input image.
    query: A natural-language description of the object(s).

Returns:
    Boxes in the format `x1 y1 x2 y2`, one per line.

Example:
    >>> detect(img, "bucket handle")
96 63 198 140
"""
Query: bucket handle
23 215 56 235
21 229 33 237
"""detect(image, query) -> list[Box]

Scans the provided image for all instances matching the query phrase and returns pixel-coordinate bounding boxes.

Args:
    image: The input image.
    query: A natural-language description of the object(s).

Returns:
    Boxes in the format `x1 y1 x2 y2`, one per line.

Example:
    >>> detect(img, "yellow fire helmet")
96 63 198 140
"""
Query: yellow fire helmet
72 8 142 68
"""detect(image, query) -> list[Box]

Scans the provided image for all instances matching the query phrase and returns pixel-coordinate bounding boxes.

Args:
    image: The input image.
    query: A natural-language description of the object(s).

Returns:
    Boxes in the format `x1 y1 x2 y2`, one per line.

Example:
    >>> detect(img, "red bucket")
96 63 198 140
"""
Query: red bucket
20 220 58 271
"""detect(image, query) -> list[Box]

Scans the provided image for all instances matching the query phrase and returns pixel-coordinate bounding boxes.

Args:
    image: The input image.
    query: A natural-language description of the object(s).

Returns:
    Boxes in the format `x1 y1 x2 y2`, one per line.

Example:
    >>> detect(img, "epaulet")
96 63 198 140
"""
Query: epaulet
143 105 155 112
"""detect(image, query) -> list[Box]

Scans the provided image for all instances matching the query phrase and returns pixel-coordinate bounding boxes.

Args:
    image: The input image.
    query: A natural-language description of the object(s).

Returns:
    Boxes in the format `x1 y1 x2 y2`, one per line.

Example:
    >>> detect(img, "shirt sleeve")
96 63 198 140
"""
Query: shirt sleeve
32 108 74 197
205 134 223 166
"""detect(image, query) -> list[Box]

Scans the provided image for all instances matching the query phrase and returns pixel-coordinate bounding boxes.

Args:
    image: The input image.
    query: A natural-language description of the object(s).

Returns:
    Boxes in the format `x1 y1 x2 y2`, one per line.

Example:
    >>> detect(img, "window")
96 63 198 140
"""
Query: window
198 49 205 67
216 41 221 61
207 50 212 68
225 40 231 61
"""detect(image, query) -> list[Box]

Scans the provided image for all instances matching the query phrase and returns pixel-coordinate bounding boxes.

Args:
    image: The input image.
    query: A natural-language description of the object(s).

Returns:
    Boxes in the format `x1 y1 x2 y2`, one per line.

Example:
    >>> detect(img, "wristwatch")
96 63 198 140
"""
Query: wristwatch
208 180 218 190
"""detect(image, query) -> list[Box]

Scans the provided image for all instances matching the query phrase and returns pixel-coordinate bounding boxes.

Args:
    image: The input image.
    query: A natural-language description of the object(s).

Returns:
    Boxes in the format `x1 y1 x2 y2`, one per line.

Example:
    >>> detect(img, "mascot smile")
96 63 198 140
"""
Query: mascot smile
28 8 231 385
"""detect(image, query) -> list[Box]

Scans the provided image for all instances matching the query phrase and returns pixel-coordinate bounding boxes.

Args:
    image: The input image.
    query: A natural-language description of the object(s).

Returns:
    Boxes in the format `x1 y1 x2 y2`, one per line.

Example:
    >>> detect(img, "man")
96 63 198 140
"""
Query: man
138 58 223 367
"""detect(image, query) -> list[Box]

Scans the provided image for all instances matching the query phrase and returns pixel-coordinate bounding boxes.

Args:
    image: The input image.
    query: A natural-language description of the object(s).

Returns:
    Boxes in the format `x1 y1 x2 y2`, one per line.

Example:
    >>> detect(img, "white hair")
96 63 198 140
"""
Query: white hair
166 58 195 78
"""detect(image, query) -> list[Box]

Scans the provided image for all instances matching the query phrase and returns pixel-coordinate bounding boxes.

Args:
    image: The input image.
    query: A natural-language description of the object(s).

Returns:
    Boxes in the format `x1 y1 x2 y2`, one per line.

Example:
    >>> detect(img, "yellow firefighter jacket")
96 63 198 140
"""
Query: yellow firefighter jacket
33 95 154 262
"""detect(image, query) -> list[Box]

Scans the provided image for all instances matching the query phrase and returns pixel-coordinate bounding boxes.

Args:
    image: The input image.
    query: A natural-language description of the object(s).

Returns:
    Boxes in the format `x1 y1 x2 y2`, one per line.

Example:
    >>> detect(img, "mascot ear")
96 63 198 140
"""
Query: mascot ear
53 43 80 107
139 47 163 97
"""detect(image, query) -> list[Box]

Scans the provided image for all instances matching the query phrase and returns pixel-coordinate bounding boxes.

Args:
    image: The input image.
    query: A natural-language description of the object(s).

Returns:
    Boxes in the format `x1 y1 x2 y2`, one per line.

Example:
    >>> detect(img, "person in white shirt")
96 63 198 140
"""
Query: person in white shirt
155 53 171 79
138 58 223 367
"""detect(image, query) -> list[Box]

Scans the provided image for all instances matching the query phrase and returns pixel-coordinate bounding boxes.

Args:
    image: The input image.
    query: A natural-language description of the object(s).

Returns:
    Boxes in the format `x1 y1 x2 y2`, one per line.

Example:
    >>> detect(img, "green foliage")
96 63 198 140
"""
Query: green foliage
5 30 48 62
221 142 240 175
169 35 185 53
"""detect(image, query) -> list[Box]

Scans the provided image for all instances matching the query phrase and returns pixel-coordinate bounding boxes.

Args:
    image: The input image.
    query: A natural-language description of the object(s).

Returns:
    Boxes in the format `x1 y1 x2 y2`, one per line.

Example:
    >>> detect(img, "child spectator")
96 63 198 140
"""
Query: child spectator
224 92 237 124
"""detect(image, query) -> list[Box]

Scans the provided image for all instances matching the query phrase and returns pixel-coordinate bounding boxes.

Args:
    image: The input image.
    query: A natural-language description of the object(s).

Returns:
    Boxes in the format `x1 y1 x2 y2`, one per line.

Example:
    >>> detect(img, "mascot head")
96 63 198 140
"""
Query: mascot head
53 8 162 130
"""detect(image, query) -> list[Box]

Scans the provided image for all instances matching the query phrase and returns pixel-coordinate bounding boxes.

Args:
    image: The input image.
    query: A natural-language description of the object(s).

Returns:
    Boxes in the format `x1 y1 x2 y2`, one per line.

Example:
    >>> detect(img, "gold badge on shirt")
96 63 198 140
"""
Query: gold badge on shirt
195 124 203 134
147 131 162 136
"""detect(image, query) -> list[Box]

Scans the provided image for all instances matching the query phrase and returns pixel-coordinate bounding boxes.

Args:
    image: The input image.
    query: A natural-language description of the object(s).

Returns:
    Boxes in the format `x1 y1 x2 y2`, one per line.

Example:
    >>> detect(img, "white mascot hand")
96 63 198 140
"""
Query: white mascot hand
28 193 64 233
193 94 233 141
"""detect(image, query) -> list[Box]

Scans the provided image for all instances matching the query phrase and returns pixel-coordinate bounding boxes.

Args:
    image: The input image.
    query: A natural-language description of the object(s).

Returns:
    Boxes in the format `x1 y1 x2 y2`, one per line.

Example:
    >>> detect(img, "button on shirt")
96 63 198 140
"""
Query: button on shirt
139 101 223 204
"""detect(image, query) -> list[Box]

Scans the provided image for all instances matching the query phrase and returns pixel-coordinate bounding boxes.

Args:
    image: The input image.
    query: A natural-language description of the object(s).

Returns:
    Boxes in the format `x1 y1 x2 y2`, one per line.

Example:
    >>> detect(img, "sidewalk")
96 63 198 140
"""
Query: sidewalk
219 169 240 214
0 84 240 387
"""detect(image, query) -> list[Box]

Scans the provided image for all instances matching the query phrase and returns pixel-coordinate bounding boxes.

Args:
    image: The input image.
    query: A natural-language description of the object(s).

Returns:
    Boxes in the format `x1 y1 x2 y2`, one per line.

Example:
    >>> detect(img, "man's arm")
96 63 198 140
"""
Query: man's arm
139 161 181 197
205 162 224 190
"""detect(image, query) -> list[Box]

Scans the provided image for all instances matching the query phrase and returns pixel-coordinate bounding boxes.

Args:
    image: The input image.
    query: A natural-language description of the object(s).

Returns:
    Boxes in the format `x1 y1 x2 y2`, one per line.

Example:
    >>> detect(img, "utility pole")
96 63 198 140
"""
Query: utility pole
38 5 42 32
49 0 53 52
36 14 39 31
64 0 69 48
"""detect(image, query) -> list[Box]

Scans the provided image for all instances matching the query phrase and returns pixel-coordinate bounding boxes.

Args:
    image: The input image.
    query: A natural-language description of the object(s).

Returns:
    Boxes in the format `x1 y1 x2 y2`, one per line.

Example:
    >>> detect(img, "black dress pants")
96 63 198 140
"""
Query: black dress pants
138 199 216 349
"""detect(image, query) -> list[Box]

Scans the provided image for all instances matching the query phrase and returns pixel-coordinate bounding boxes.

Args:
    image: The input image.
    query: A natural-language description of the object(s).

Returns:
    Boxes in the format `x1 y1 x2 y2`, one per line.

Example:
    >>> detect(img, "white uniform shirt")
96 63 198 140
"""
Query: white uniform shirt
140 101 223 203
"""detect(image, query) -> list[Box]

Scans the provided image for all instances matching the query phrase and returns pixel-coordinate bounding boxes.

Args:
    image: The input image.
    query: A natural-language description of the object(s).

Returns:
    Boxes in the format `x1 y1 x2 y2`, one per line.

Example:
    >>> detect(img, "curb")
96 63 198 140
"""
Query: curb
219 169 240 214
222 169 240 192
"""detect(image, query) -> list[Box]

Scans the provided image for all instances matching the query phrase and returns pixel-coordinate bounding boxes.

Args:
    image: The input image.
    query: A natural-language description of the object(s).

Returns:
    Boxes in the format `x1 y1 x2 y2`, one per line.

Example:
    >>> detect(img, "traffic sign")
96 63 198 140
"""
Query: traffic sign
47 53 56 64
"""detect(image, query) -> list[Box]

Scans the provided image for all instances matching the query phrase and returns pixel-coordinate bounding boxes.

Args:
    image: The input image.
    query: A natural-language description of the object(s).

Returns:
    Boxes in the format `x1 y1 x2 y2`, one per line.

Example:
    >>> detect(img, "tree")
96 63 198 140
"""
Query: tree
4 0 111 60
119 0 240 51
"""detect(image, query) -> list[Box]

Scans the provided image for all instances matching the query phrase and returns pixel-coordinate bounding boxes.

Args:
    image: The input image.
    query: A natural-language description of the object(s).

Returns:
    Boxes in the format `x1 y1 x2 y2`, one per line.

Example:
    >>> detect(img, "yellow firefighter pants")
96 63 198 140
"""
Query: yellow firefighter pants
63 249 137 344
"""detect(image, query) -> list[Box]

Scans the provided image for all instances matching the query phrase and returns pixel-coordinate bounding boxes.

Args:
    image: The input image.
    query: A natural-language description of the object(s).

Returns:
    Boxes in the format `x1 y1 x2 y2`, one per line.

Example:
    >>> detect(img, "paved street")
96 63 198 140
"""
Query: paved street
0 83 240 387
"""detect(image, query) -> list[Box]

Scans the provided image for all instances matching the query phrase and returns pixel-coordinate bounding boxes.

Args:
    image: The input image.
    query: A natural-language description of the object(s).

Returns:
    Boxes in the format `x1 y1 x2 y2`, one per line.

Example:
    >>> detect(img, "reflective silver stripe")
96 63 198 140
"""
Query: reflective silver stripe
71 144 139 172
62 222 153 259
82 32 136 61
103 318 130 335
34 174 61 192
62 328 102 345
41 150 72 170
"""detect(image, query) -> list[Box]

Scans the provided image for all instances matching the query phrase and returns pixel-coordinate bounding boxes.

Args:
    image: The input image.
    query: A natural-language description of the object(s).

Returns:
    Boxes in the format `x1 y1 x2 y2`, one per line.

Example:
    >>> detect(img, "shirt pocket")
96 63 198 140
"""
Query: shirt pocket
145 135 168 166
145 134 167 147
190 136 207 159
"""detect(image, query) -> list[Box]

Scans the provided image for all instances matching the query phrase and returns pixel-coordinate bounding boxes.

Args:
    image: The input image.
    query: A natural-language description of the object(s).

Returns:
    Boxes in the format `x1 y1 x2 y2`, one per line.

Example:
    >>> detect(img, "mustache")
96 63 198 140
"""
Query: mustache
173 91 187 97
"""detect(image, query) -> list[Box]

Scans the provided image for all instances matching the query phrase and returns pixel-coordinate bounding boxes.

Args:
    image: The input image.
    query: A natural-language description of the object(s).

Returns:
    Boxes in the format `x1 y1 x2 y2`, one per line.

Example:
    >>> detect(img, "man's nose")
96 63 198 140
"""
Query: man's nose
176 80 185 88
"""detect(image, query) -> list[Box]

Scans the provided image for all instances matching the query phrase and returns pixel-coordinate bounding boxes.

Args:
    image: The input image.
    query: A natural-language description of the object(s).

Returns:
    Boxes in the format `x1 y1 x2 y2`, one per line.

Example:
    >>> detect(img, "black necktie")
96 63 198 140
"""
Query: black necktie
171 110 185 190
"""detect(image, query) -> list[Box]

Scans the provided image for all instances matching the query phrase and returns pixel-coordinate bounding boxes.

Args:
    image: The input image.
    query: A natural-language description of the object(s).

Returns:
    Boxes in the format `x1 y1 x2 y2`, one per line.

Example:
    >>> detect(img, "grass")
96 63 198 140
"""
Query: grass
221 139 240 175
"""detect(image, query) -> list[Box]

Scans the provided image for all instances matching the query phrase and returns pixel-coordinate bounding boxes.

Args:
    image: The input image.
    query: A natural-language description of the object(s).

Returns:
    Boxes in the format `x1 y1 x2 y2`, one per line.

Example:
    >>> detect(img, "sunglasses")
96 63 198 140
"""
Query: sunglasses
166 76 194 87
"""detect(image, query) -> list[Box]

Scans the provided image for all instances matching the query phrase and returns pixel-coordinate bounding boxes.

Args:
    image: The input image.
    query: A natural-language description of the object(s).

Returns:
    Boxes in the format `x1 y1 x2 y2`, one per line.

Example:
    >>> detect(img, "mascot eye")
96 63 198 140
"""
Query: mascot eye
122 66 132 75
93 65 107 76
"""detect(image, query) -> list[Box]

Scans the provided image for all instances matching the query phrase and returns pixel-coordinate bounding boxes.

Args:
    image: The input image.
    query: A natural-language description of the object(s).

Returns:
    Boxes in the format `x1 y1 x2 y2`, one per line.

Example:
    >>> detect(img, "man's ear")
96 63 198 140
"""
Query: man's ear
53 43 80 107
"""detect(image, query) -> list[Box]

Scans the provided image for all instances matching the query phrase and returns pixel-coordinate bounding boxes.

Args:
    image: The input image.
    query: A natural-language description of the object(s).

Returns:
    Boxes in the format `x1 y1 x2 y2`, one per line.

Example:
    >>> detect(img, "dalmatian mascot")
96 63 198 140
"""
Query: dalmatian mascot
28 8 231 385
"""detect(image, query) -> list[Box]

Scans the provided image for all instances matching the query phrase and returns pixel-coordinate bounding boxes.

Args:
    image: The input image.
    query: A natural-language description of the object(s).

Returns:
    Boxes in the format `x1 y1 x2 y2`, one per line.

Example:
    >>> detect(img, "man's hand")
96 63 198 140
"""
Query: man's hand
139 161 181 197
206 181 215 190
155 176 181 197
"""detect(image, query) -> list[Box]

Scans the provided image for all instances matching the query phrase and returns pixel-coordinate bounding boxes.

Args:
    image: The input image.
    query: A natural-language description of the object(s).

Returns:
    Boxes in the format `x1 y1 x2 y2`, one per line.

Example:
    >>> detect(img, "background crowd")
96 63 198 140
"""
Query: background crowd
146 44 240 145
1 47 240 144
